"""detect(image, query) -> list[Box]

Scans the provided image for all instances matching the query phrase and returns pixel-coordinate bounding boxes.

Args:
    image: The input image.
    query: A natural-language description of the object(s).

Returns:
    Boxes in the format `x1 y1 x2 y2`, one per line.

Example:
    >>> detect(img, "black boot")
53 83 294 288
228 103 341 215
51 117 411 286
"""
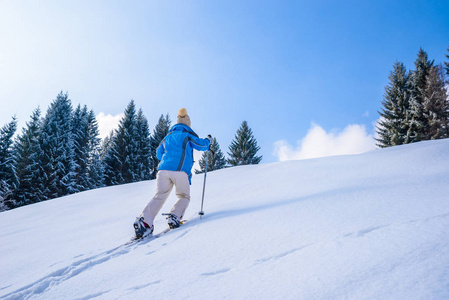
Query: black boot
133 217 154 238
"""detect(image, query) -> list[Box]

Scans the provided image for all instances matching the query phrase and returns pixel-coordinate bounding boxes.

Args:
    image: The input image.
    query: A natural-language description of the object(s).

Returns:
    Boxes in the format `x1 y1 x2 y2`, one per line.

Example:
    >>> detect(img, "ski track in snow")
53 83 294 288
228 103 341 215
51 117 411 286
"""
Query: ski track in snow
0 246 126 300
0 226 190 300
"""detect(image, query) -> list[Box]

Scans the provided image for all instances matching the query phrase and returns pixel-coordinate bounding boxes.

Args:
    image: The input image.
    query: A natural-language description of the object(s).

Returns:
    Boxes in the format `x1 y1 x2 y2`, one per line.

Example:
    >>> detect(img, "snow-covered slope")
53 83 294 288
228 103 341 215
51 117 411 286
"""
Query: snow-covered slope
1 139 449 300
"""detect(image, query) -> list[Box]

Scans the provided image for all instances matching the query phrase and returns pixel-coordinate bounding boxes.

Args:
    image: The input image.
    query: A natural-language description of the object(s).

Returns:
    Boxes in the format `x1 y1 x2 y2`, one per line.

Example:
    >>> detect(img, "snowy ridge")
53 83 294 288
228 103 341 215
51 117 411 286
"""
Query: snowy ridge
1 139 449 299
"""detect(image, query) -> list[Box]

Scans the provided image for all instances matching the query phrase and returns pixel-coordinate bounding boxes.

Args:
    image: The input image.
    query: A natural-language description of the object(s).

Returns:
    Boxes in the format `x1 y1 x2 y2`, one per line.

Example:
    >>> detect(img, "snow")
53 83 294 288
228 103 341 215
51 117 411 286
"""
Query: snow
1 139 449 300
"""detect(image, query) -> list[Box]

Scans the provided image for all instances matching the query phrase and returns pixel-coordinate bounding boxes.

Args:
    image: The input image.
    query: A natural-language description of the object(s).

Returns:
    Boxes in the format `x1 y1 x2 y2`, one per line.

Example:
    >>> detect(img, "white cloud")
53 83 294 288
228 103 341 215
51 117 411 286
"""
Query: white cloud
273 123 376 161
96 112 124 139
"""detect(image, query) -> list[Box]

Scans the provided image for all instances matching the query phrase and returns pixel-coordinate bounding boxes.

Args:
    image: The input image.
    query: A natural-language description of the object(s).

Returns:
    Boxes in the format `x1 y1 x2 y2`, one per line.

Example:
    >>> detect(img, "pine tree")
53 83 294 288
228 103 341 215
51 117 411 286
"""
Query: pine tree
101 131 114 161
228 121 262 166
376 62 413 147
13 108 45 206
195 137 227 174
0 117 18 187
135 109 151 181
40 92 77 199
72 105 90 191
445 46 449 76
0 190 8 212
423 65 449 139
103 100 140 186
149 114 171 179
0 179 13 211
408 48 434 142
101 130 118 186
72 106 104 190
0 117 18 209
86 110 103 189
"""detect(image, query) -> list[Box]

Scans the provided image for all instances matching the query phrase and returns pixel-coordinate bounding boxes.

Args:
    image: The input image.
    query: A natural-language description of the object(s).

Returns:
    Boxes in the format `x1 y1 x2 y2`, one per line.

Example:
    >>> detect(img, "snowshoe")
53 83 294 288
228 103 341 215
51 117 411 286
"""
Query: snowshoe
163 213 181 229
133 217 153 238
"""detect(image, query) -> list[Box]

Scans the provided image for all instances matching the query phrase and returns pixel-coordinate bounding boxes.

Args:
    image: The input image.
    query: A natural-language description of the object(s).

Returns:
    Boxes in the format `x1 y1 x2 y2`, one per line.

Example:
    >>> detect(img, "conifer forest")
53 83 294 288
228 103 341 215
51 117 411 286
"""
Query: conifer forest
0 96 261 211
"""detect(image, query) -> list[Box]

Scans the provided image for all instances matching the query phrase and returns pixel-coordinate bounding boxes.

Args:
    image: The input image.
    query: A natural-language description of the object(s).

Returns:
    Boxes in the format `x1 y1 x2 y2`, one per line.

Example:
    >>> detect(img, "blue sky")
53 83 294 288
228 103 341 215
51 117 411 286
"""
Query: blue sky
1 0 448 163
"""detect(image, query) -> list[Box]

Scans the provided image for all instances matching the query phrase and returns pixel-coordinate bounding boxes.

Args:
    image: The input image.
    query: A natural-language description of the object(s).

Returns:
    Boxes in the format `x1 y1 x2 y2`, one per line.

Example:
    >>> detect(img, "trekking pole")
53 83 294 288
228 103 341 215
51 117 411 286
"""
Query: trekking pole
199 150 209 219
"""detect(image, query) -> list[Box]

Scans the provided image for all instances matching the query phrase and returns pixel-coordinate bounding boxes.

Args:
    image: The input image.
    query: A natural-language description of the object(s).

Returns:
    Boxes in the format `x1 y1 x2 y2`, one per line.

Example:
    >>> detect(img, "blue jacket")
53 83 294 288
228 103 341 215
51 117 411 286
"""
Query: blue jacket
157 124 210 183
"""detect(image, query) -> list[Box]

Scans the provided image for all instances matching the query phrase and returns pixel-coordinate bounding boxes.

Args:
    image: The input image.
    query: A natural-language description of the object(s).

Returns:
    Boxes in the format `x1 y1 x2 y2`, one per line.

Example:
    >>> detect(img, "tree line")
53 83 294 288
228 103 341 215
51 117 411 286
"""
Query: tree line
376 47 449 147
0 94 261 211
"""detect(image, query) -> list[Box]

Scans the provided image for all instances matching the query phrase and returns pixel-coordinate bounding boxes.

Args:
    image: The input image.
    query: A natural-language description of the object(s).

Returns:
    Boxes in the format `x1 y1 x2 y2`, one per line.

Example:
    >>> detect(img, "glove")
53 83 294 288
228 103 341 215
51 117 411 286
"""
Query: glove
206 135 213 143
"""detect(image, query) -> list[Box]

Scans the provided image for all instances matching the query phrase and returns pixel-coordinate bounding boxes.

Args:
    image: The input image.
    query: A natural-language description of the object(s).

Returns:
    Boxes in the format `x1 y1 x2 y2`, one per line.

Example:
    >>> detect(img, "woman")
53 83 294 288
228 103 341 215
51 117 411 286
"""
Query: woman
134 108 211 238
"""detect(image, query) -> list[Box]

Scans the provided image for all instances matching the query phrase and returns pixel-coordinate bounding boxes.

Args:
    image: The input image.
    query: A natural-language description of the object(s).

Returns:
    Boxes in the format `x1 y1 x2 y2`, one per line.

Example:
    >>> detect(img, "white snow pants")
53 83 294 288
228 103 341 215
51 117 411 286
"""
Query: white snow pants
140 170 190 227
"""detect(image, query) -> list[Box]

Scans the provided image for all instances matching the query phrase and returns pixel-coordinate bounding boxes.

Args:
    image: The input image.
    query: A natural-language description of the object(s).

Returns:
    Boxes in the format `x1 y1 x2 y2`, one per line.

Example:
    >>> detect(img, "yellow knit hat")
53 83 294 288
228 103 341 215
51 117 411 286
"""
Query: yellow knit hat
177 108 191 127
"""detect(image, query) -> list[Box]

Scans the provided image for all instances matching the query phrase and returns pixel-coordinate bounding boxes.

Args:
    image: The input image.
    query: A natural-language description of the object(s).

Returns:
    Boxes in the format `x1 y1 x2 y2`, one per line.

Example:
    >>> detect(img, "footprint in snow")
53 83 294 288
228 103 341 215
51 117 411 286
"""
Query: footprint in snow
254 246 307 265
200 268 231 276
73 290 111 300
127 280 162 291
343 225 388 238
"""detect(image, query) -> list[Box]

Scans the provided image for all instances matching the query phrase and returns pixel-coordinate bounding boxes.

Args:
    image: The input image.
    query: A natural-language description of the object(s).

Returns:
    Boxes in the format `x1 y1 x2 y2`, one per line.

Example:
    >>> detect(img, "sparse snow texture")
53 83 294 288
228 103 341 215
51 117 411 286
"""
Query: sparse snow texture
1 139 449 300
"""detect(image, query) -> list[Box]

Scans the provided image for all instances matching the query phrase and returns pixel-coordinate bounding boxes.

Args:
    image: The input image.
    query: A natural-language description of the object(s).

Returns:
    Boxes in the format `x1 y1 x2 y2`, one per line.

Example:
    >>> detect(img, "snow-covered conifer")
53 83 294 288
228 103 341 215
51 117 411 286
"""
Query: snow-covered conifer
40 92 77 199
423 65 449 139
13 108 45 206
86 110 103 189
376 62 413 147
102 135 120 186
0 117 18 209
72 106 104 190
0 180 14 211
103 100 141 185
135 109 151 181
408 48 434 142
195 137 227 174
149 114 171 179
445 46 449 76
227 121 262 166
101 131 114 160
72 105 90 191
0 190 8 212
